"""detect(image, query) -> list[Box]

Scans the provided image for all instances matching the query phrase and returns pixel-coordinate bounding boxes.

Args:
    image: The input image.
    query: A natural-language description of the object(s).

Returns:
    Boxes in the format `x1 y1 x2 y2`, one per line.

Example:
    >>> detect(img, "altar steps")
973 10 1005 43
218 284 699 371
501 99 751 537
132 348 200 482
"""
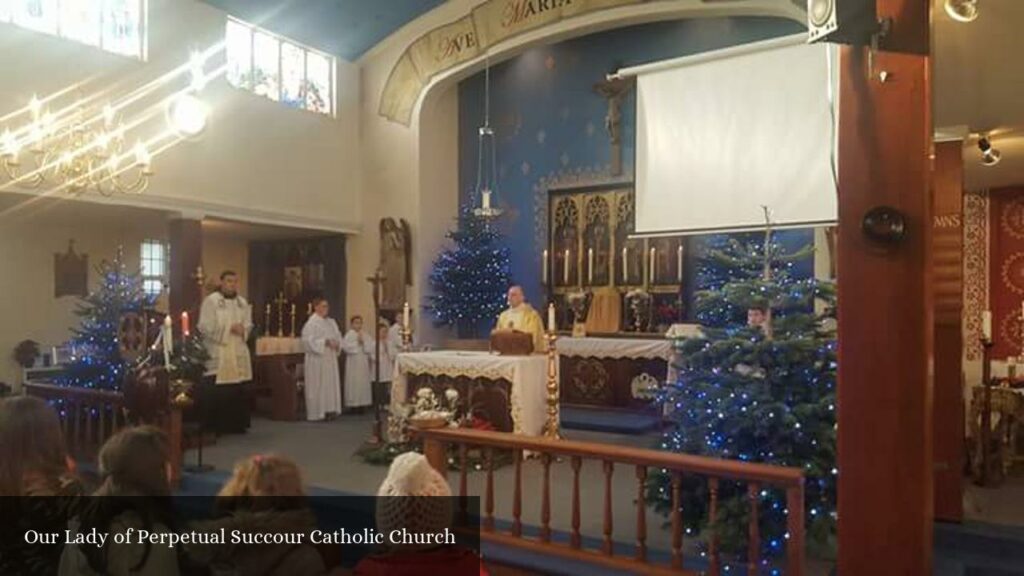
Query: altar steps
560 405 662 435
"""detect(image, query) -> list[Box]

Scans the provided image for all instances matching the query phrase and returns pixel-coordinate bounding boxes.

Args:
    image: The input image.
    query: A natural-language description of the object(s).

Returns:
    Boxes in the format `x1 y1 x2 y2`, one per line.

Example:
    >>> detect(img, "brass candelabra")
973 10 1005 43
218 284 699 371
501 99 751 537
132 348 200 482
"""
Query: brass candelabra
543 331 561 440
400 325 413 352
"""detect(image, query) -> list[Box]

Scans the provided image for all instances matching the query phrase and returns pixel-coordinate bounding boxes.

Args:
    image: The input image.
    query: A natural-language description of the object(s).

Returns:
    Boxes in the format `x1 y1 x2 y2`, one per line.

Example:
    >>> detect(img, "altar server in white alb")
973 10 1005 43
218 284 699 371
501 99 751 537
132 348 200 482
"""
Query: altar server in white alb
198 270 253 434
370 321 400 407
341 315 373 411
301 297 343 421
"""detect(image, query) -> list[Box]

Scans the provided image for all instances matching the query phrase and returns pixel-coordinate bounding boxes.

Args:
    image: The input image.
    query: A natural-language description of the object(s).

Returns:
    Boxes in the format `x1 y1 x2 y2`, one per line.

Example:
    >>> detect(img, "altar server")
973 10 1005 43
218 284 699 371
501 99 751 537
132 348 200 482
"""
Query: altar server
494 285 545 352
341 315 373 411
370 322 400 408
301 297 343 421
198 270 253 434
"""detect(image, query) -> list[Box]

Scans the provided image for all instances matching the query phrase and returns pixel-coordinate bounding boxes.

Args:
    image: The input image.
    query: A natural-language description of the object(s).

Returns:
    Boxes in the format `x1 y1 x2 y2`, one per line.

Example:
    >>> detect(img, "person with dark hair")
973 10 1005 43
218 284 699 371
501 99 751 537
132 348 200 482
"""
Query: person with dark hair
198 269 254 434
301 297 343 421
0 396 84 576
341 315 372 413
59 426 179 576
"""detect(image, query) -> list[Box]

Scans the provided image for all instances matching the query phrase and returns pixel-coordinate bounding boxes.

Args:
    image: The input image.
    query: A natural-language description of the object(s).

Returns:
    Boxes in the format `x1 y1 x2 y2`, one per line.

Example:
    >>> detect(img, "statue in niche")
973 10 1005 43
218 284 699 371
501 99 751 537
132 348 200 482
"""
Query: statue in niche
593 76 635 176
379 217 412 312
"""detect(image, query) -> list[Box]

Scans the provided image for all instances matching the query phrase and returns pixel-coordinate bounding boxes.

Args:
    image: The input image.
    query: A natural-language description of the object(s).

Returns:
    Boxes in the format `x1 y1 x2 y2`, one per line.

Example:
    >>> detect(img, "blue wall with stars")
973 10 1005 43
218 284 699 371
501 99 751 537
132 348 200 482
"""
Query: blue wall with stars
458 17 814 317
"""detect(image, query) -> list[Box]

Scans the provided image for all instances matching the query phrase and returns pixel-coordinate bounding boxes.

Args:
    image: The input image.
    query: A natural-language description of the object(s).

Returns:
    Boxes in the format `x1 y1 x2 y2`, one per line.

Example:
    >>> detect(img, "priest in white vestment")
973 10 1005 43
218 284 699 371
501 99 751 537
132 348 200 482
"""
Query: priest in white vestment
197 270 253 434
341 315 373 410
494 285 546 352
301 297 343 421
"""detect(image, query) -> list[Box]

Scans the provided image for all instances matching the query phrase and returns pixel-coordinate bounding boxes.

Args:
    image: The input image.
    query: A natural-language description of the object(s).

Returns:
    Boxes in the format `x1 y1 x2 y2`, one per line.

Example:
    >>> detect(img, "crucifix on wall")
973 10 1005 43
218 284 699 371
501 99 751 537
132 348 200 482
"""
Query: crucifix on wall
593 75 635 177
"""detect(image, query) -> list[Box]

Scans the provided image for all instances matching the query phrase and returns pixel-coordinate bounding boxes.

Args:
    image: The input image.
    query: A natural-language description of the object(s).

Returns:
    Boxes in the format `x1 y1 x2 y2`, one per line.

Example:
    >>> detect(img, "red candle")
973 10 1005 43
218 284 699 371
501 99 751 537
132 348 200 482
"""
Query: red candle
181 311 190 337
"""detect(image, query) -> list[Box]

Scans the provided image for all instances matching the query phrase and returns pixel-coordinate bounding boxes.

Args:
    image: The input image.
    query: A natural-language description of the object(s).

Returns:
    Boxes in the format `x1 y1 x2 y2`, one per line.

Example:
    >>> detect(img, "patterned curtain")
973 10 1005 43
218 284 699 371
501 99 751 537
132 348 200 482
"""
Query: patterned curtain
987 188 1024 358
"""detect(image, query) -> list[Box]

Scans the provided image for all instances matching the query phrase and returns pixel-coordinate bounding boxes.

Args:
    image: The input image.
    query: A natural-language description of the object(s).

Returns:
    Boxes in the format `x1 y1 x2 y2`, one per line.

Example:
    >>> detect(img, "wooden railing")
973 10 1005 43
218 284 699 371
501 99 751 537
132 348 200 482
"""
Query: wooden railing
419 427 805 576
23 382 184 483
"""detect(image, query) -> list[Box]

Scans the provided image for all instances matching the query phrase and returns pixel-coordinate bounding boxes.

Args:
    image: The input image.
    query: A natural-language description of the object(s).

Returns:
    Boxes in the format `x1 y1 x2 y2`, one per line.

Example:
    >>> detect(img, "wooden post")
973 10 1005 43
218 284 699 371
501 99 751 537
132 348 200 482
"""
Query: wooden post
166 406 183 486
837 0 932 573
932 140 965 520
422 434 447 475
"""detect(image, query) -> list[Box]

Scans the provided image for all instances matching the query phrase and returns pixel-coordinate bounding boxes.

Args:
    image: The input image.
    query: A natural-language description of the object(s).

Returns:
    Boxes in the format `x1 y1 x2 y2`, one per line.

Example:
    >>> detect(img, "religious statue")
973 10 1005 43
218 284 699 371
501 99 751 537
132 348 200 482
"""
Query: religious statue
593 76 635 176
379 217 412 312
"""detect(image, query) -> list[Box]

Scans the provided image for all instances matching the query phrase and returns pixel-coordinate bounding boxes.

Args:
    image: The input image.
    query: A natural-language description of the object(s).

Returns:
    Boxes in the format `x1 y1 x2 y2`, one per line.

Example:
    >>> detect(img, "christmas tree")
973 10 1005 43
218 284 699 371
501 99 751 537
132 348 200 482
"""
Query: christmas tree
427 206 512 334
648 225 837 563
56 248 153 391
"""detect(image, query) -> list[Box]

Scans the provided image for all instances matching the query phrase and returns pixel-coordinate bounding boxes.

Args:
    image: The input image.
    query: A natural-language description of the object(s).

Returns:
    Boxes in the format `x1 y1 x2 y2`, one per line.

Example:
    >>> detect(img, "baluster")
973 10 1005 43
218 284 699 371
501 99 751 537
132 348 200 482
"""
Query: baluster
484 447 495 532
671 472 683 569
512 449 523 537
85 402 95 450
603 460 614 556
59 400 69 438
708 477 720 576
786 481 806 576
69 401 79 455
459 444 468 525
541 453 552 543
99 403 108 445
571 456 582 549
635 465 647 563
748 483 760 575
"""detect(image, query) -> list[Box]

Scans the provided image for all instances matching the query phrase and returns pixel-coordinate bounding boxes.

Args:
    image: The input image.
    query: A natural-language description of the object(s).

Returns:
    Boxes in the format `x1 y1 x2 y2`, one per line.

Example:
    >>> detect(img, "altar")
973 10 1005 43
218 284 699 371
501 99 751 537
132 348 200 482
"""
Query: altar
391 351 551 436
555 337 670 411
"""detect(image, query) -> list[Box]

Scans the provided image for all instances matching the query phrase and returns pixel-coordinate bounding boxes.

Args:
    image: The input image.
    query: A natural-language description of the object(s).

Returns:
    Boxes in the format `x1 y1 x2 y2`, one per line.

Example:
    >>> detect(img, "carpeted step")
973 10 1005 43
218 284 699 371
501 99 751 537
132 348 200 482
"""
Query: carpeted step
935 521 1024 576
560 406 661 434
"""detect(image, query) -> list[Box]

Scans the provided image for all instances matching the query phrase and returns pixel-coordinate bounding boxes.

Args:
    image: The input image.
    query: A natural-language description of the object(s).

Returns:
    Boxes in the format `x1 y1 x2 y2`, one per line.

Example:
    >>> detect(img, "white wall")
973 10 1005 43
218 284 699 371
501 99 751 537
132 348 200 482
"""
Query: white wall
0 0 362 233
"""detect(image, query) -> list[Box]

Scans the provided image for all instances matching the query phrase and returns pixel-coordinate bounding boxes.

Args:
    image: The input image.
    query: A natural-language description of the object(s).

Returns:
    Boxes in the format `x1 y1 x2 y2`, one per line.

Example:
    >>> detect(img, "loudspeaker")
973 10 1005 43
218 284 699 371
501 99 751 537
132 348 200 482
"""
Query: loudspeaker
807 0 877 45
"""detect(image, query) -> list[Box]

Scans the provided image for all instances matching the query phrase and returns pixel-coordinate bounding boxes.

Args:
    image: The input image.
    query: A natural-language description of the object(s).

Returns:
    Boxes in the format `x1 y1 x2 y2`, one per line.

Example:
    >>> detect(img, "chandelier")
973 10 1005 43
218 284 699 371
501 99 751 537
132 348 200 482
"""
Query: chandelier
472 58 503 220
1 96 154 196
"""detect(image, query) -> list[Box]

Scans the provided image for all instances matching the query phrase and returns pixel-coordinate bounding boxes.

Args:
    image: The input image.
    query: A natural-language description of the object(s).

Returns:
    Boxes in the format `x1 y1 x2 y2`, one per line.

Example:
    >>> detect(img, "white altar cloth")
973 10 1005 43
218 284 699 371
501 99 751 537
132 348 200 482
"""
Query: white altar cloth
555 337 672 360
391 351 551 437
255 337 304 356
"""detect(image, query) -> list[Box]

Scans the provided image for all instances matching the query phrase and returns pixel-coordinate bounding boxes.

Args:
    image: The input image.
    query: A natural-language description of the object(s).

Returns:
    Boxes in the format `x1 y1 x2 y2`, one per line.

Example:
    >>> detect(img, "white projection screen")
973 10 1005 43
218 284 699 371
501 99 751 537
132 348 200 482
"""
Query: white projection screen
630 36 837 236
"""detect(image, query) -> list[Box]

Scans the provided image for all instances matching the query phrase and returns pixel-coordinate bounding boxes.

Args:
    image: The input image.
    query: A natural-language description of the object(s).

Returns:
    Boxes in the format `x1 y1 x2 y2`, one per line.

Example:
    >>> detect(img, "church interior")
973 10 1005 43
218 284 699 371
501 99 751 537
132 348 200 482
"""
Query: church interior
1 1 1023 575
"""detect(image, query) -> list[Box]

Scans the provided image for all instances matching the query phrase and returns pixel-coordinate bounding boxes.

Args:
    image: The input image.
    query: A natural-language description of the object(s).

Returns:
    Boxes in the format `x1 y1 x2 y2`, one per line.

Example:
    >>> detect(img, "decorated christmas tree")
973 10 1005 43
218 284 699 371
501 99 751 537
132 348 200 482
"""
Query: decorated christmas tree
56 248 153 391
427 206 512 334
648 224 837 563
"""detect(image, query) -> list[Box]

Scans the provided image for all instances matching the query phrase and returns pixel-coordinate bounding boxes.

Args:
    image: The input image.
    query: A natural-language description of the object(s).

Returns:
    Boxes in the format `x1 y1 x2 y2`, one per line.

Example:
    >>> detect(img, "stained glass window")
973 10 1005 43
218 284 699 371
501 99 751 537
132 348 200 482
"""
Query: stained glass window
0 0 144 58
60 0 100 46
253 30 279 101
226 19 252 89
225 17 334 117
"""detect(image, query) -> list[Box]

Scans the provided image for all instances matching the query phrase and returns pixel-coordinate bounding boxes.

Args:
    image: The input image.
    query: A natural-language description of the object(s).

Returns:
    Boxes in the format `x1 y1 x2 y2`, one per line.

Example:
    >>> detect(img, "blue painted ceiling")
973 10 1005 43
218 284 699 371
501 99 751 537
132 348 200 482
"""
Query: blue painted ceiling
201 0 446 61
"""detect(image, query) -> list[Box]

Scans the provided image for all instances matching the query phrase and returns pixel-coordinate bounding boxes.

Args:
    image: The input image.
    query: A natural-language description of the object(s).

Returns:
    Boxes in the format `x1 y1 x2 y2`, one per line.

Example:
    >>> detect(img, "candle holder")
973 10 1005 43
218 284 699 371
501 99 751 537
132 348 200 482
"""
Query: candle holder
400 325 413 352
543 331 561 440
290 304 297 337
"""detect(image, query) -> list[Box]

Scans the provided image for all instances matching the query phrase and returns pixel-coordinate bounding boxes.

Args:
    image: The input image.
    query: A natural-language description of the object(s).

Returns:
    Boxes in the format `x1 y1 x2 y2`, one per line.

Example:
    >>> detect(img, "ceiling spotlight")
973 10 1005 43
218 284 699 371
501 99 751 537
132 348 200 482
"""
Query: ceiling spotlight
166 93 209 139
978 137 1001 167
945 0 979 23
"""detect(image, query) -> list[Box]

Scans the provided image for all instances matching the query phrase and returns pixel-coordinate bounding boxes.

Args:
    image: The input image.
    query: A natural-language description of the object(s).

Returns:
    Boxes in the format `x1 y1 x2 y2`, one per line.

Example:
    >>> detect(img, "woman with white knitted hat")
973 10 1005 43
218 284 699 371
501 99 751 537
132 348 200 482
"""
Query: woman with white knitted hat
353 452 488 576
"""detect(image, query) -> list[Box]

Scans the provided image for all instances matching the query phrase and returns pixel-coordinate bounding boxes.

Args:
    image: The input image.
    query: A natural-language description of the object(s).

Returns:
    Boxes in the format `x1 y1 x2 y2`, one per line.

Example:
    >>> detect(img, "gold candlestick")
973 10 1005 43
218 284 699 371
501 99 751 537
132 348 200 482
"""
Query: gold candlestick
400 325 413 352
290 303 297 336
543 331 561 440
273 292 287 337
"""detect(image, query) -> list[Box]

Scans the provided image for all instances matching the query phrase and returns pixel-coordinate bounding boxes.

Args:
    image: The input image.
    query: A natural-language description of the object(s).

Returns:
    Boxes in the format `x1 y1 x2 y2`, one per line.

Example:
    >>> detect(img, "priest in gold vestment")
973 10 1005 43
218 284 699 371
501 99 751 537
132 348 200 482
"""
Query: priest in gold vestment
494 285 545 352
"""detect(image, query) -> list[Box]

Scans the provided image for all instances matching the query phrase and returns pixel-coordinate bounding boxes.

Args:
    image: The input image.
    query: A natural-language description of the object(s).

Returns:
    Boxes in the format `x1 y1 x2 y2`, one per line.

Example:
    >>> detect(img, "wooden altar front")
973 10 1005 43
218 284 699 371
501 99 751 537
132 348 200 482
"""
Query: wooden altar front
555 337 670 413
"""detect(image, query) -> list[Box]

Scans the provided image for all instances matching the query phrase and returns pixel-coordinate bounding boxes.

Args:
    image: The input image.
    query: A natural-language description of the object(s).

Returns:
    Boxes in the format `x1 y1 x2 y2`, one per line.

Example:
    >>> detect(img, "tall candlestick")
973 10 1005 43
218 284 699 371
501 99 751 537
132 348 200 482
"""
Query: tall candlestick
677 244 684 283
982 310 992 341
587 248 594 284
548 303 556 333
290 303 297 337
563 249 570 285
403 301 411 328
265 303 271 332
649 247 657 284
542 250 549 285
181 311 190 337
622 247 628 283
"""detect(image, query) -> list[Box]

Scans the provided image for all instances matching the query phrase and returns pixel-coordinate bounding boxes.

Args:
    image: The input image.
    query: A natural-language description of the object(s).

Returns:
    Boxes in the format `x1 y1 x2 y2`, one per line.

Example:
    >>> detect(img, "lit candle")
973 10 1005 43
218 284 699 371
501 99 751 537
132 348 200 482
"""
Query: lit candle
162 315 173 366
482 190 491 210
52 346 58 365
677 244 684 283
181 311 190 337
548 303 556 333
542 250 549 285
649 247 657 284
622 247 628 283
588 248 594 284
403 301 411 328
563 249 570 285
982 310 992 341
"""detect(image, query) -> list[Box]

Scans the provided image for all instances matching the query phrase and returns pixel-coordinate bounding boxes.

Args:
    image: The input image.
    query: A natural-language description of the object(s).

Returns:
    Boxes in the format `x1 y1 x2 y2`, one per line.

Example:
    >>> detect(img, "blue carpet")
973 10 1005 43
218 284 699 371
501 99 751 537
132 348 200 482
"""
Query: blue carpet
560 406 661 434
934 521 1024 576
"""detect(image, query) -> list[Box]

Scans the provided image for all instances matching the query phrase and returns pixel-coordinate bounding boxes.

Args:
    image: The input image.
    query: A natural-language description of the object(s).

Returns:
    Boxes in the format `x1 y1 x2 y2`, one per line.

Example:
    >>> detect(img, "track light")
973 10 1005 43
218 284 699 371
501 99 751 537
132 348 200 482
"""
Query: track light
945 0 979 23
978 137 1001 167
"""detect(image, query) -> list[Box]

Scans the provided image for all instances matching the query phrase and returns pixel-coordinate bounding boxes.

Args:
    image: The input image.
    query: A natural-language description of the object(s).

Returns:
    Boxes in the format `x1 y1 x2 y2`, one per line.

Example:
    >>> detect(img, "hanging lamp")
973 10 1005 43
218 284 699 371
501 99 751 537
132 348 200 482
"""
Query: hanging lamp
472 58 503 220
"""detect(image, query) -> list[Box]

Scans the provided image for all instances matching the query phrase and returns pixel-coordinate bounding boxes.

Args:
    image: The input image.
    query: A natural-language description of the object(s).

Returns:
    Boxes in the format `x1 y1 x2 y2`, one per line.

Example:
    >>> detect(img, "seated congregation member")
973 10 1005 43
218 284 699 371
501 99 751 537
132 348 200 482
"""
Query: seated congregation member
60 426 179 576
185 454 325 576
354 453 487 576
342 315 373 413
301 297 343 422
0 396 84 576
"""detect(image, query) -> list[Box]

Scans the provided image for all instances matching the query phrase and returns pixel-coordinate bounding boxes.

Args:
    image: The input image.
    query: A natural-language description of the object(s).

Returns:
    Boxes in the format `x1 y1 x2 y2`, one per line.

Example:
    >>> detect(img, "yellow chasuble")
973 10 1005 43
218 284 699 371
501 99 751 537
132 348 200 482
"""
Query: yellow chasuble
496 304 546 352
